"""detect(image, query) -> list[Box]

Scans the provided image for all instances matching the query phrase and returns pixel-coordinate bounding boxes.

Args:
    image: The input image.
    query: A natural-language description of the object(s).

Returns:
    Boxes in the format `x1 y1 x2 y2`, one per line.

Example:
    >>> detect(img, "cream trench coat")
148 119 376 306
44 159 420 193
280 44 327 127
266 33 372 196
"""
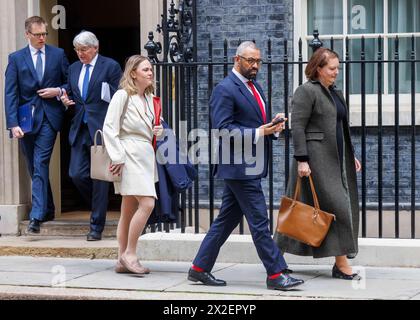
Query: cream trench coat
103 89 158 198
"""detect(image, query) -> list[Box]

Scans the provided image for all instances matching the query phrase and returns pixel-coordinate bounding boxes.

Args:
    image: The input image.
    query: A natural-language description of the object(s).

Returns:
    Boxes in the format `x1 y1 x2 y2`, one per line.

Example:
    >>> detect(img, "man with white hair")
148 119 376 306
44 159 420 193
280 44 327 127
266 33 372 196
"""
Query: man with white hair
61 31 122 241
188 41 304 291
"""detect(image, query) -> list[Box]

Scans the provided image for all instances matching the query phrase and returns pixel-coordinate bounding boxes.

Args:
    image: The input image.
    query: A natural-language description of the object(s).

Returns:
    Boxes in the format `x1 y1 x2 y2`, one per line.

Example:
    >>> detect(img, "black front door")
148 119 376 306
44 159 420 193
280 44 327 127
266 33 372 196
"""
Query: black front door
58 0 140 212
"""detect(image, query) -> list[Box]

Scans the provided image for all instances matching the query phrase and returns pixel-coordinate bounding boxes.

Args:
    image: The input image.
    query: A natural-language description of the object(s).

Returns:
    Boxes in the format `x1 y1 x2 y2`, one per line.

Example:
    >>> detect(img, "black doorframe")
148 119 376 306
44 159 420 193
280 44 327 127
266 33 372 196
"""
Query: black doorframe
57 0 140 212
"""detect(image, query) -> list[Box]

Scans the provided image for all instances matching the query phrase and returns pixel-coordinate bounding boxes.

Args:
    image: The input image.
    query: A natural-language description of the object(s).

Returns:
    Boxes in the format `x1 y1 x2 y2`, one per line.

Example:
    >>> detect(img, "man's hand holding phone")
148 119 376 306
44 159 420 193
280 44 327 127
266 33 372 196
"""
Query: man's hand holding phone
270 113 287 132
258 113 287 136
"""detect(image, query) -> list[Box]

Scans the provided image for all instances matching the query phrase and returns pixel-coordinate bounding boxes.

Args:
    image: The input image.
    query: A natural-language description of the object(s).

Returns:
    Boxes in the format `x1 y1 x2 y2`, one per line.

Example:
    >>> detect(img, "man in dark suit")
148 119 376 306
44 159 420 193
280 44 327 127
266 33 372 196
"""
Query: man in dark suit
61 31 122 241
188 42 304 290
4 16 69 234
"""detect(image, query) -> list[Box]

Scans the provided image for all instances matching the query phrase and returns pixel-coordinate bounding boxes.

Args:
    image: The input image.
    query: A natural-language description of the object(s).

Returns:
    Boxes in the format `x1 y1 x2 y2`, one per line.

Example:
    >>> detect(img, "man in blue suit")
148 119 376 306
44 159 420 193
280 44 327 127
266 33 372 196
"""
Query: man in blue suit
4 16 69 234
61 31 122 241
188 42 304 290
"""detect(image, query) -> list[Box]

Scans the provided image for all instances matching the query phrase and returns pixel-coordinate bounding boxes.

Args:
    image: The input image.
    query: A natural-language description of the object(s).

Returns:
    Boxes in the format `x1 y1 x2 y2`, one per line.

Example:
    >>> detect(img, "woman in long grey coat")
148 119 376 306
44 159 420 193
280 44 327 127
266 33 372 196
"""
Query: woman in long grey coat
275 48 362 280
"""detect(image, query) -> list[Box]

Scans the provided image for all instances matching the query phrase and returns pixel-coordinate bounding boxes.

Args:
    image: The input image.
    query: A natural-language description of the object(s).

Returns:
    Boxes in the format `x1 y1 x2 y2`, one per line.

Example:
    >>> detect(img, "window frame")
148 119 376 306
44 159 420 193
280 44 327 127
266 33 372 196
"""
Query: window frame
294 0 420 126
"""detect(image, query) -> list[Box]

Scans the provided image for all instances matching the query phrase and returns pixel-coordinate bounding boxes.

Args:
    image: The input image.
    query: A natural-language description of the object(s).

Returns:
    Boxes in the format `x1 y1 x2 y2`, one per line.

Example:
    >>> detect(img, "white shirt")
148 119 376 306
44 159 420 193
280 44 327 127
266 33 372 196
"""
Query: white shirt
29 44 63 99
232 68 266 110
78 54 99 95
29 44 46 75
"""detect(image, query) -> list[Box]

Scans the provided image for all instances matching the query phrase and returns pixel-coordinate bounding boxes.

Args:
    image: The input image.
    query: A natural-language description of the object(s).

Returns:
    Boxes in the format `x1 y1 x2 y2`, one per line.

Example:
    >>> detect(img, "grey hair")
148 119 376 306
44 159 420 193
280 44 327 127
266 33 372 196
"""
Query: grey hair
236 41 259 56
73 31 99 48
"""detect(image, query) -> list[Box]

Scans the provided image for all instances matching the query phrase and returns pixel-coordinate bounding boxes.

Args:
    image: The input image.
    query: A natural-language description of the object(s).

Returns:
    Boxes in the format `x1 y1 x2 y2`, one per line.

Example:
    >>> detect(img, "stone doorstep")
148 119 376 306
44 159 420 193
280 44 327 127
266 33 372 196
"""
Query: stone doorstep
1 233 420 268
18 220 118 237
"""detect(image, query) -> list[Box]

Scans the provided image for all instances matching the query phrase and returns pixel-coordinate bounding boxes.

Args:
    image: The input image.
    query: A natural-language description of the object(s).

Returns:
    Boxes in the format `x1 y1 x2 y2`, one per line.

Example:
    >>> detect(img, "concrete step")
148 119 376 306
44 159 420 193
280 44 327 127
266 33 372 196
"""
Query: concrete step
19 220 118 238
2 233 420 268
0 237 118 260
17 211 121 238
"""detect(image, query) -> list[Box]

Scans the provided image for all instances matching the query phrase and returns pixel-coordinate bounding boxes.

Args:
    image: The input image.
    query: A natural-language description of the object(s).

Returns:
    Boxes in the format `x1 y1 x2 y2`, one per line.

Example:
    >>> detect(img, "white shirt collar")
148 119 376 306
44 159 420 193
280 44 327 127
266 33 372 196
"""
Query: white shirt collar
85 54 99 68
29 44 45 55
232 68 251 85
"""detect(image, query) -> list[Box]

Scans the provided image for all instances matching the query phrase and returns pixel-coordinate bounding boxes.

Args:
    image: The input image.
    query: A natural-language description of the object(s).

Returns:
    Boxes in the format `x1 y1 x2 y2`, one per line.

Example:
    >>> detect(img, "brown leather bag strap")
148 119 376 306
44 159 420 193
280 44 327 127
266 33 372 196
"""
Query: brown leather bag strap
293 176 301 200
292 175 320 210
308 175 321 209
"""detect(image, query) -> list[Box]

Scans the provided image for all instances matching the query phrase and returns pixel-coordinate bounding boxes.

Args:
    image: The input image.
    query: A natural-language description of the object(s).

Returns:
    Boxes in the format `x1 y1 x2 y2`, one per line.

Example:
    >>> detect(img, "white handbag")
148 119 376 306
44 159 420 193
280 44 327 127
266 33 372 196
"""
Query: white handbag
90 130 121 182
90 91 129 182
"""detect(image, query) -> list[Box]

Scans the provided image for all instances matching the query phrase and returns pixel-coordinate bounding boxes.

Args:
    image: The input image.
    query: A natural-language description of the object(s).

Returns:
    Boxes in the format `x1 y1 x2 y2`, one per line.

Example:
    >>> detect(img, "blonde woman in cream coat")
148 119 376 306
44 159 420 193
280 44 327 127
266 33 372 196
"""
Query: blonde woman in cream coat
103 55 163 275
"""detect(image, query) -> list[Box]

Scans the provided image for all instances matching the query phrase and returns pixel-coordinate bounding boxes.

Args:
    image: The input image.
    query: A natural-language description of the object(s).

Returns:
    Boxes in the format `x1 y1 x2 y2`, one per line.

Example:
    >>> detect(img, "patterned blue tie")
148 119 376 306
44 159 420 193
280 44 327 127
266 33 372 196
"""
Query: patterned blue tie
82 64 91 123
36 50 43 82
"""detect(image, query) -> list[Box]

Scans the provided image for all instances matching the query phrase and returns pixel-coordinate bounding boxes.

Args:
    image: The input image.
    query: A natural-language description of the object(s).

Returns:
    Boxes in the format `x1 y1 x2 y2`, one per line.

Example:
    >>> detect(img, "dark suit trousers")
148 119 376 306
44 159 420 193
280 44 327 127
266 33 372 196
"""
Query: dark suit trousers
20 115 56 221
69 124 109 233
193 179 288 276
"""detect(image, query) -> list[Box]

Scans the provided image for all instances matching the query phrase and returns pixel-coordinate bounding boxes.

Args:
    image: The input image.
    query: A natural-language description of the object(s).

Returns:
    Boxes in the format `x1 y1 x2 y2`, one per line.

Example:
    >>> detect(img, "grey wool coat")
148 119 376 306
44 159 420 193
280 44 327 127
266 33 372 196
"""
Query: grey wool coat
274 80 360 259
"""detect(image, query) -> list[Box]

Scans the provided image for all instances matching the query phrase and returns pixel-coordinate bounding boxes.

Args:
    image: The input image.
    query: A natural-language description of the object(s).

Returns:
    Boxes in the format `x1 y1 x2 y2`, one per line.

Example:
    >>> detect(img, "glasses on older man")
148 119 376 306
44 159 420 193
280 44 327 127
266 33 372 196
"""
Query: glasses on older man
28 32 48 38
74 47 91 53
238 55 263 66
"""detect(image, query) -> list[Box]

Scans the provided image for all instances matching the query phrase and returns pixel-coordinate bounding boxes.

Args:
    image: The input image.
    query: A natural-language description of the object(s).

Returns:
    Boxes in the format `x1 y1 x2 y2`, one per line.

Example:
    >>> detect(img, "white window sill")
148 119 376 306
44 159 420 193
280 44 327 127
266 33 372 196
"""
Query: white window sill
348 94 420 127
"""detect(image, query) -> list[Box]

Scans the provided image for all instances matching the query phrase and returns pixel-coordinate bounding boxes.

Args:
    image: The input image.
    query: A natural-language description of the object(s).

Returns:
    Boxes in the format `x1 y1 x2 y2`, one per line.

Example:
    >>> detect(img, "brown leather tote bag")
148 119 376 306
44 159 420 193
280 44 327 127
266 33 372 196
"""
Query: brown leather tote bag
276 175 336 247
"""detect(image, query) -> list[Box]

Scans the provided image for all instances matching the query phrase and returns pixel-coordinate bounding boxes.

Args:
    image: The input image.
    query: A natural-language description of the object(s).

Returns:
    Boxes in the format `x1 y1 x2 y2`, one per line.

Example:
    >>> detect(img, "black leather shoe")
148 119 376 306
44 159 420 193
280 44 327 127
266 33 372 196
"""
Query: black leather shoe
188 268 227 286
27 219 41 234
332 264 362 281
267 273 304 291
283 268 293 274
42 215 55 223
87 230 102 241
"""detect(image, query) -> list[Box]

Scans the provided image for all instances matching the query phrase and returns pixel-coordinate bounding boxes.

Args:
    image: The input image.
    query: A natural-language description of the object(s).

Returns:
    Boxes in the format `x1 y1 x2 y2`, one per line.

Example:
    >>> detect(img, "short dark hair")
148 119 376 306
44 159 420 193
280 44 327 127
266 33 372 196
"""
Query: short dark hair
25 16 47 32
305 48 340 80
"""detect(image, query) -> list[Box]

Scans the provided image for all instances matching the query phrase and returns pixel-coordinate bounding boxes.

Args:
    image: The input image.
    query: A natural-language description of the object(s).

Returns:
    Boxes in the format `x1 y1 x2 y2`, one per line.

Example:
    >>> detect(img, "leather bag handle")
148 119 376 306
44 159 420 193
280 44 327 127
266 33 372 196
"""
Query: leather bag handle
293 175 321 210
93 130 104 153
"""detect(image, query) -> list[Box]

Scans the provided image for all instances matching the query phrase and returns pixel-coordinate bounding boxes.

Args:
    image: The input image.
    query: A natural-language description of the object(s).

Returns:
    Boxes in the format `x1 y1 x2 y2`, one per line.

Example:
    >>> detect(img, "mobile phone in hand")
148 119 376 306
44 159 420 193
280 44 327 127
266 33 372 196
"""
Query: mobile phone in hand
269 117 285 127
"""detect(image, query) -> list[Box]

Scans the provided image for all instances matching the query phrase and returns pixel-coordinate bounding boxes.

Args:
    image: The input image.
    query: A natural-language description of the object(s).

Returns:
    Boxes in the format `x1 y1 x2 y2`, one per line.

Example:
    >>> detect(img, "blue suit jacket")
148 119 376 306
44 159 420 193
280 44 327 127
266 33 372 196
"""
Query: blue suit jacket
211 72 274 180
66 55 122 146
5 45 69 134
148 121 197 225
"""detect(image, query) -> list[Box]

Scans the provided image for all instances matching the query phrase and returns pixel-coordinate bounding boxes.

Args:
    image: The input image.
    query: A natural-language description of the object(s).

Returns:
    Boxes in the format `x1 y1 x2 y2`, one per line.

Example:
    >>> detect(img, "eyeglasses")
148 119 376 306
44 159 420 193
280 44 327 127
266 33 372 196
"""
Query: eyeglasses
238 55 263 66
29 32 48 38
74 47 91 53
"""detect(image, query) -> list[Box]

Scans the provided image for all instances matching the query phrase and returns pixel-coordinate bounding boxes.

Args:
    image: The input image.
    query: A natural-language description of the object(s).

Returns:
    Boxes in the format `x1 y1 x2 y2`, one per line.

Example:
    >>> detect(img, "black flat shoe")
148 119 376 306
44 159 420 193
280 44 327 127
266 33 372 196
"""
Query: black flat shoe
188 268 227 286
332 264 362 280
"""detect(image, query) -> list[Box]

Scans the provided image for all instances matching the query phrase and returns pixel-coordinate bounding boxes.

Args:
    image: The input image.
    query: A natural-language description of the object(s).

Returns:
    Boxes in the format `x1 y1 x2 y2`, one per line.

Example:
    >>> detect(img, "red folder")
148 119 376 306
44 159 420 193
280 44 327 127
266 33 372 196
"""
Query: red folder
153 97 162 150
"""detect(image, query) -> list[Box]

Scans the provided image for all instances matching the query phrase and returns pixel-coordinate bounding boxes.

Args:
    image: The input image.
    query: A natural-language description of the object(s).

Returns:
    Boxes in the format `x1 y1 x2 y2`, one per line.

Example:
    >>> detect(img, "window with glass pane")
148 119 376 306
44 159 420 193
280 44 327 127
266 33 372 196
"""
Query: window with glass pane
307 0 343 35
348 0 383 34
388 37 420 94
388 0 420 33
347 1 383 94
306 0 419 94
387 0 420 93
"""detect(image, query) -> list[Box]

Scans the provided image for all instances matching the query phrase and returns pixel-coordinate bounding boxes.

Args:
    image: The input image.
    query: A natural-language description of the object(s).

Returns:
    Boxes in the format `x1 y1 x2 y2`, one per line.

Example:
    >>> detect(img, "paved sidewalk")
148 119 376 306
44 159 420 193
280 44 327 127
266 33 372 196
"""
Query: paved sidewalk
0 256 420 300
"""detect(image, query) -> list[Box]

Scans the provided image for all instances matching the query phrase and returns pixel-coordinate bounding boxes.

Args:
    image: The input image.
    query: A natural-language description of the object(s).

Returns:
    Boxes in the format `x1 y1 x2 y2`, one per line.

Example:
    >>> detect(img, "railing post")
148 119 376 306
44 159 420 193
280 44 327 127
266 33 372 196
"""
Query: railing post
284 39 290 194
267 38 274 233
361 36 367 238
298 38 303 86
394 36 400 238
410 35 416 239
208 40 214 230
309 29 323 53
377 35 383 238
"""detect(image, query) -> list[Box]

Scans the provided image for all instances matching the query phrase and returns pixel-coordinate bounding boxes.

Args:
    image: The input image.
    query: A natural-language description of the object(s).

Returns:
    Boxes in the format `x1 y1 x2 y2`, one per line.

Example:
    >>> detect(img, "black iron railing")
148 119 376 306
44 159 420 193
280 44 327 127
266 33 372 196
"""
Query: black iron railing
144 2 419 239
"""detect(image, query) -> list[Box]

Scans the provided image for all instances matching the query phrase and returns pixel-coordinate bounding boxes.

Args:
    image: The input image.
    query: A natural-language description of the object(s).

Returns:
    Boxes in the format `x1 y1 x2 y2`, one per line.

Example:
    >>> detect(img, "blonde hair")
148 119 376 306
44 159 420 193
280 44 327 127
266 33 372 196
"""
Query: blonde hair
119 55 154 96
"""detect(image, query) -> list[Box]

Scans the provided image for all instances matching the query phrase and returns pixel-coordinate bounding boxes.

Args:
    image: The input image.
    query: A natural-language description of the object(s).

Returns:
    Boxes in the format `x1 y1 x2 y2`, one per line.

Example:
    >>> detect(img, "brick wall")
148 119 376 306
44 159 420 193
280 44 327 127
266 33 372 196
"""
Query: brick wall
192 0 419 209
